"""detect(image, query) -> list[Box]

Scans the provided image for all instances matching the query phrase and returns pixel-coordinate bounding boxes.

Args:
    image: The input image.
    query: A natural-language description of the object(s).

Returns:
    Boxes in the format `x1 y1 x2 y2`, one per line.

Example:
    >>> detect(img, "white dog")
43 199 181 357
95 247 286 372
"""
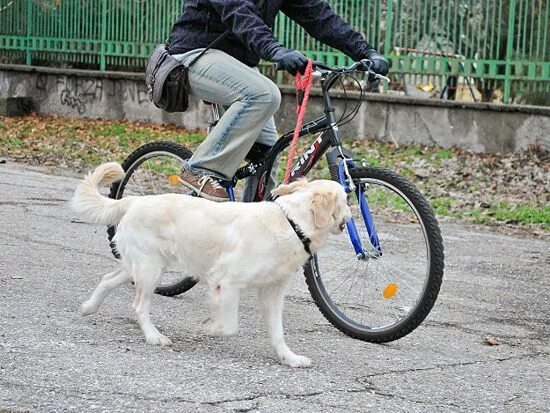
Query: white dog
71 162 351 367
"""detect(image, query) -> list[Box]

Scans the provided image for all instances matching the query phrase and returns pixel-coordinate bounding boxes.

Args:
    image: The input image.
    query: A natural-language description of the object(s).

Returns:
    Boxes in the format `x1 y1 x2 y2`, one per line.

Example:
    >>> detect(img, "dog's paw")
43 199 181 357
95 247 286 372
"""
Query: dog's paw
80 300 99 316
206 321 238 336
146 333 172 346
280 354 312 368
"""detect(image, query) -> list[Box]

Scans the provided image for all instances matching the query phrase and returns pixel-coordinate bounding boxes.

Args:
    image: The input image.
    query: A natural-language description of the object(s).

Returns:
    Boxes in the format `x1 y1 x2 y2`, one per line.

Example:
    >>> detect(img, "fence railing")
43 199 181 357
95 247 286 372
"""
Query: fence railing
0 0 548 104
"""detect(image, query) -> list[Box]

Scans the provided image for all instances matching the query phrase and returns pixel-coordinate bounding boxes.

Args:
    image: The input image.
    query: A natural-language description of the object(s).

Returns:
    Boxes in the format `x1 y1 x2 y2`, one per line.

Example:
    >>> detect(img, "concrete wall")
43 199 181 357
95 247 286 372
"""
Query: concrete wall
1 64 549 153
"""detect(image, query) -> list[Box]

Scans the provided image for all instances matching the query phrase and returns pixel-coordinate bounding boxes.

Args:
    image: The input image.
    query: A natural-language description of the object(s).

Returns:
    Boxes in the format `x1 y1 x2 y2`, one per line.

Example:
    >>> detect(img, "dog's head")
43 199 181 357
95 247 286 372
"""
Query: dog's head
308 180 352 234
272 179 352 235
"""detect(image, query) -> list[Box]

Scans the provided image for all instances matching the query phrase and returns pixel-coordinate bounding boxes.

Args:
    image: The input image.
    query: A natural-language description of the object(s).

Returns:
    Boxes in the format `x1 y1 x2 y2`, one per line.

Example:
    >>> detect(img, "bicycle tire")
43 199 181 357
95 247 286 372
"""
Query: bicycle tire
304 166 444 342
107 141 199 297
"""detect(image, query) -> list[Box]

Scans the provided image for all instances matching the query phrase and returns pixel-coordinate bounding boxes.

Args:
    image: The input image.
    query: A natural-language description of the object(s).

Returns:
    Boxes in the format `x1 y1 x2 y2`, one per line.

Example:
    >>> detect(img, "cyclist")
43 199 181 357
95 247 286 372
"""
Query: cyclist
168 0 389 201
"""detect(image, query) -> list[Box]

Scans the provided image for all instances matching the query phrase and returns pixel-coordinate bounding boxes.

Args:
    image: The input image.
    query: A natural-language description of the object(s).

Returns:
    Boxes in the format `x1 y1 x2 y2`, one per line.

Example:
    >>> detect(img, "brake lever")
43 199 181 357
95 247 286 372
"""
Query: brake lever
372 73 391 83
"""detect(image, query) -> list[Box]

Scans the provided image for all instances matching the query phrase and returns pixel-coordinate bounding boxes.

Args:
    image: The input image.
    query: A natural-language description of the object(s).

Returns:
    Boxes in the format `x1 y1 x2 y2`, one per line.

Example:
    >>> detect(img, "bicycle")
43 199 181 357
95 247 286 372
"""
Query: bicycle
107 60 444 343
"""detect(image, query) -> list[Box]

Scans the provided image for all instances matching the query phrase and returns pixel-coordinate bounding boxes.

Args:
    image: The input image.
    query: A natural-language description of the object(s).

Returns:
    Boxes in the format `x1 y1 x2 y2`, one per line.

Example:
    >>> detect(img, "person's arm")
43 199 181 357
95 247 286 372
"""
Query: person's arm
281 0 375 60
209 0 281 60
209 0 309 74
281 0 389 75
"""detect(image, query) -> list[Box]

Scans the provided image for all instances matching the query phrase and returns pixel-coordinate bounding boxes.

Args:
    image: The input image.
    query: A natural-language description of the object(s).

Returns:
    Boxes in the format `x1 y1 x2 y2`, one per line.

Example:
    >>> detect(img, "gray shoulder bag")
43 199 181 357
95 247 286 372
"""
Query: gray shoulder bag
145 33 228 113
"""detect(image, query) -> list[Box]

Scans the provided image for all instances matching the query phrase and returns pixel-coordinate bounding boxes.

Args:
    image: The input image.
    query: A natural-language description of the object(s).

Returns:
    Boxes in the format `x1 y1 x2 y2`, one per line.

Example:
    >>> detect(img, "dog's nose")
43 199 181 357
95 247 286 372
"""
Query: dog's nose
339 221 346 231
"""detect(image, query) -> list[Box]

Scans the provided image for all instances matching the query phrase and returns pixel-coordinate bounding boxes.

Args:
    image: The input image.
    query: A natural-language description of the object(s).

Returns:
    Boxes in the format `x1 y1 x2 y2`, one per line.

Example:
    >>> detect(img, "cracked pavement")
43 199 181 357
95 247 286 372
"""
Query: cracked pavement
0 161 549 412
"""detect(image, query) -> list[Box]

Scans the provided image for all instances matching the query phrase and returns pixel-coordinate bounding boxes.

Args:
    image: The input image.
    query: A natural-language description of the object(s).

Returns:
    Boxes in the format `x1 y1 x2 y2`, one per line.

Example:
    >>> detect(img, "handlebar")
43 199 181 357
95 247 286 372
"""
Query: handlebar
272 59 389 83
311 59 390 83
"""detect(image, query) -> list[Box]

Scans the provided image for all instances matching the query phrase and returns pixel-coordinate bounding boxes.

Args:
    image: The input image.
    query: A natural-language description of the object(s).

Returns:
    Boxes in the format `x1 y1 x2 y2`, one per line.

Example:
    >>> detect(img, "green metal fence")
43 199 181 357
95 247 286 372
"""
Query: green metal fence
0 0 549 104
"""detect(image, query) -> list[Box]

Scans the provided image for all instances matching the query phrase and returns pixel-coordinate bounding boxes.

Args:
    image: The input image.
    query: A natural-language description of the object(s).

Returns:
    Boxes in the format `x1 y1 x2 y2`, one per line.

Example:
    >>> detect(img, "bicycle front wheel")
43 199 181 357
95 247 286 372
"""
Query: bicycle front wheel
107 141 199 297
305 166 444 342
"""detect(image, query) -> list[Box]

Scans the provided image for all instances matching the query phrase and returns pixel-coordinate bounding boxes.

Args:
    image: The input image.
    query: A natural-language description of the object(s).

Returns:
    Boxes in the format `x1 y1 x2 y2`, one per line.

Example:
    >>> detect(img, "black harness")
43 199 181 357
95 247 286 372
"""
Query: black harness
268 194 312 255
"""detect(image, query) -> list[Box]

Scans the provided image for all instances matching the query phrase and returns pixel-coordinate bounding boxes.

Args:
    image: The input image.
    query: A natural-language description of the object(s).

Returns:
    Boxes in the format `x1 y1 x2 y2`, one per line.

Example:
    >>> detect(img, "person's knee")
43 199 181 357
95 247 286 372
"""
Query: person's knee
248 80 281 116
260 84 281 117
268 83 282 110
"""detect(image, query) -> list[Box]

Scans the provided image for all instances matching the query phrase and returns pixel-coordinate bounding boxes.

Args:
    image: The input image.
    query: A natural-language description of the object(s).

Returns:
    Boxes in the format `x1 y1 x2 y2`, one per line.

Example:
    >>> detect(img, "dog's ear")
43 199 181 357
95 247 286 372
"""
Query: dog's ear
272 178 309 196
311 190 336 228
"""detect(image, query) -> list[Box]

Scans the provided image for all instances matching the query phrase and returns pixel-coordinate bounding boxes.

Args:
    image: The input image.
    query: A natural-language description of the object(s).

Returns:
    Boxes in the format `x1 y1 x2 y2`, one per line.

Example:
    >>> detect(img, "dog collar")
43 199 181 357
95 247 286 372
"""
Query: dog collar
269 194 312 255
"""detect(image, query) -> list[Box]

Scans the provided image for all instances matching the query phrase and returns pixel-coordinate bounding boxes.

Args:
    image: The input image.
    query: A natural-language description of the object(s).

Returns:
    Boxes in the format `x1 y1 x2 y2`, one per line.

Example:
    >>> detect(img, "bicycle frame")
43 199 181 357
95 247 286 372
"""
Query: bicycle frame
217 65 383 258
228 70 345 198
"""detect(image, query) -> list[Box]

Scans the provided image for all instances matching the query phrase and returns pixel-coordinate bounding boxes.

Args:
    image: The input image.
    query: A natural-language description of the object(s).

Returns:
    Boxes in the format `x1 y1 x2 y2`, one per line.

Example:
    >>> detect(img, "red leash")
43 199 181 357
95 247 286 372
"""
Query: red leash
283 59 314 184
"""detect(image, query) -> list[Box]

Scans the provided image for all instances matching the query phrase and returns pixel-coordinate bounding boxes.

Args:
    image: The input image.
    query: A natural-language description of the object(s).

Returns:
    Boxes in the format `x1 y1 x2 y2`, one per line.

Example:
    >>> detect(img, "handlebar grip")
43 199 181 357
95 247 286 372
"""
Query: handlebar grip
312 61 332 71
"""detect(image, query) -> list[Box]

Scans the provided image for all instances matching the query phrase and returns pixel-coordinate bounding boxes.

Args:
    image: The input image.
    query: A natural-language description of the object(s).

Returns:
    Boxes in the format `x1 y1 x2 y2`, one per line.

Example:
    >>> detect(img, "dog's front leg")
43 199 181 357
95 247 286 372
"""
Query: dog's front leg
259 283 312 368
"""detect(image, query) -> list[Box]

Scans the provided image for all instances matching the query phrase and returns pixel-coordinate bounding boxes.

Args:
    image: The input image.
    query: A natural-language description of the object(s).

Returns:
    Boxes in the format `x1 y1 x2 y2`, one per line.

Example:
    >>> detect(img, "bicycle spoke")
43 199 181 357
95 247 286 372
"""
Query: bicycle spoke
325 260 360 302
146 159 157 195
131 173 146 195
376 258 423 296
341 262 359 317
370 261 407 322
358 259 369 325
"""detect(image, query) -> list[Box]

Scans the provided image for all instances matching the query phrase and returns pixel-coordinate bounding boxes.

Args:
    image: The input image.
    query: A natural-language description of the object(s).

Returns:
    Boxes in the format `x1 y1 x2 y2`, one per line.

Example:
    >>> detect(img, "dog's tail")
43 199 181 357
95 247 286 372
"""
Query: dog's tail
71 162 133 225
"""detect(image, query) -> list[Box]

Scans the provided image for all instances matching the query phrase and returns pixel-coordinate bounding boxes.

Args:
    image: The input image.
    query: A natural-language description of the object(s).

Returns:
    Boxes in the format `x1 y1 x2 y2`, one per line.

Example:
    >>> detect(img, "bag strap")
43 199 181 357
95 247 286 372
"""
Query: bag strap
186 0 267 68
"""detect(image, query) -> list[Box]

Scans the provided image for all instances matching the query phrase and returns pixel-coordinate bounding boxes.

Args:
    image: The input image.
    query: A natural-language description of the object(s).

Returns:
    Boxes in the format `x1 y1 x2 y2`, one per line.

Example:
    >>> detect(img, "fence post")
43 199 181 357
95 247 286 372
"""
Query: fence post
384 0 393 57
100 0 107 71
26 0 32 65
504 0 516 104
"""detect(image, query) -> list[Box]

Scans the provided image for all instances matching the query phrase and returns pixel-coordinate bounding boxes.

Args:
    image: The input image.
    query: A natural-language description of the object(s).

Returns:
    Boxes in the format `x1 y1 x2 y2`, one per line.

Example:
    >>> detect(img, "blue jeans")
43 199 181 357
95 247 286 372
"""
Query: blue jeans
174 49 281 201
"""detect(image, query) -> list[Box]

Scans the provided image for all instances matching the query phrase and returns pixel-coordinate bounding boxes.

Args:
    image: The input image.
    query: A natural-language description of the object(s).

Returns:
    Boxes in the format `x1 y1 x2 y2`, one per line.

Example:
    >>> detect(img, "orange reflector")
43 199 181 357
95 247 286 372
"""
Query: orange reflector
383 283 398 299
168 175 181 185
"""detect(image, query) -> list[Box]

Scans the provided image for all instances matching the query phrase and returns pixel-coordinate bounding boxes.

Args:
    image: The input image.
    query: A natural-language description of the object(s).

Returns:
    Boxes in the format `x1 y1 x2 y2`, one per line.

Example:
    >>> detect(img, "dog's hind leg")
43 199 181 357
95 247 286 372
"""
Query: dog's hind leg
132 261 172 346
259 282 312 368
204 282 221 326
80 267 131 316
206 281 240 336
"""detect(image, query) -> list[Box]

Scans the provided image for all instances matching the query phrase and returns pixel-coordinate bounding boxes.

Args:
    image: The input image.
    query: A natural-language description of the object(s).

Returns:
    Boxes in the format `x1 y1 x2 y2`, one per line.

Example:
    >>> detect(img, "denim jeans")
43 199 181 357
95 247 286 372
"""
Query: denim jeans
174 49 281 201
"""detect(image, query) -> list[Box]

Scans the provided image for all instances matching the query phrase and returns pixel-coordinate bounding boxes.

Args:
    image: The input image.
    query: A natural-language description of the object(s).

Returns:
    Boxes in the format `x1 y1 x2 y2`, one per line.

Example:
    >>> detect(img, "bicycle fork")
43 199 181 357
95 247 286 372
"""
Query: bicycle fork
328 152 382 259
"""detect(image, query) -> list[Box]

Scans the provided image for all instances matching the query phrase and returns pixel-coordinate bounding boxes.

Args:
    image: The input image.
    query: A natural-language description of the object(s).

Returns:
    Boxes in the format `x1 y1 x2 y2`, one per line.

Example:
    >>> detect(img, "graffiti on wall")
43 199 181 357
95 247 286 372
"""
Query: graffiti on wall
35 74 149 114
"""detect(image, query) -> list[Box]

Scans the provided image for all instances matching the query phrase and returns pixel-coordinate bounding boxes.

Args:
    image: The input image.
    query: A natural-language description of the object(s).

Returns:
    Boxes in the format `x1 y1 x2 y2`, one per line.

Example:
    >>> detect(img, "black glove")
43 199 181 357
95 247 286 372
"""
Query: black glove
361 49 390 80
271 48 308 76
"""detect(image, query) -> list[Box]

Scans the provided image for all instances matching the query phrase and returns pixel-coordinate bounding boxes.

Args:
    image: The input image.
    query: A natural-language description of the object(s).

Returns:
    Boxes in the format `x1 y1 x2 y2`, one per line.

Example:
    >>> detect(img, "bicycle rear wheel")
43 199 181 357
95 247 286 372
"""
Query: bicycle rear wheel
107 141 199 297
304 166 444 342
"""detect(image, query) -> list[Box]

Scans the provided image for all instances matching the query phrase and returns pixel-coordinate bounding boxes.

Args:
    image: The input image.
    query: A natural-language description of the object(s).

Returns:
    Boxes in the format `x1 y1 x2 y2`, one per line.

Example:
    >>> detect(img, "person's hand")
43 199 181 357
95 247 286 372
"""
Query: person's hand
361 50 390 80
271 48 308 76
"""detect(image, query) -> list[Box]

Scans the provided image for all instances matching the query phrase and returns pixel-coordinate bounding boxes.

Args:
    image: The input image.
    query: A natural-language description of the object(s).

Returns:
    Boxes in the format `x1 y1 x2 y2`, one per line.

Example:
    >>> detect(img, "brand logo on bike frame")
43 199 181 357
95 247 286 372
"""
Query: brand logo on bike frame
290 134 323 178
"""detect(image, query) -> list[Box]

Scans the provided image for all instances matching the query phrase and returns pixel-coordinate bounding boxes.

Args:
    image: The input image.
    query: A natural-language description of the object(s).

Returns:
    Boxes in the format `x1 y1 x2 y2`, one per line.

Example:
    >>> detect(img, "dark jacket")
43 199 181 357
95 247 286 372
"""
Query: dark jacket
167 0 374 67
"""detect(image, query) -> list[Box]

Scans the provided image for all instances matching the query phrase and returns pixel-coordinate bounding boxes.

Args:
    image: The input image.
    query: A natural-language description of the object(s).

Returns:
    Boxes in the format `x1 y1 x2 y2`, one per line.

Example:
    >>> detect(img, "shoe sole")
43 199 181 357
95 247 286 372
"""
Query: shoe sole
179 180 230 202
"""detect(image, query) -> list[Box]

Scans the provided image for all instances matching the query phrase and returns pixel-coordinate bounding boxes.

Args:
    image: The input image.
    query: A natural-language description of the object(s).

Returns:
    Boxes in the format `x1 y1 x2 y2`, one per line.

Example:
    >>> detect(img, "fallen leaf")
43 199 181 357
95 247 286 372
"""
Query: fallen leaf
484 337 499 346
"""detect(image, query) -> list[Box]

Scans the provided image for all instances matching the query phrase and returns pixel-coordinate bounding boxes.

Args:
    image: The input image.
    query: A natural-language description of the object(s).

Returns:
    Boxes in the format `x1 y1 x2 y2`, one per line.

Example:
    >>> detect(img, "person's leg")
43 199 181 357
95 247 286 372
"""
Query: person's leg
174 50 281 190
242 116 280 202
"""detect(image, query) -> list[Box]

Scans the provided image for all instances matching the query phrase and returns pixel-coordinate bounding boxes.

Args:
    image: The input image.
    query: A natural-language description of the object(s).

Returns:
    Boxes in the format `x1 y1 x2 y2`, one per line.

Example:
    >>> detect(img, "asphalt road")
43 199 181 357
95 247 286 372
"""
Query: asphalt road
0 161 549 412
